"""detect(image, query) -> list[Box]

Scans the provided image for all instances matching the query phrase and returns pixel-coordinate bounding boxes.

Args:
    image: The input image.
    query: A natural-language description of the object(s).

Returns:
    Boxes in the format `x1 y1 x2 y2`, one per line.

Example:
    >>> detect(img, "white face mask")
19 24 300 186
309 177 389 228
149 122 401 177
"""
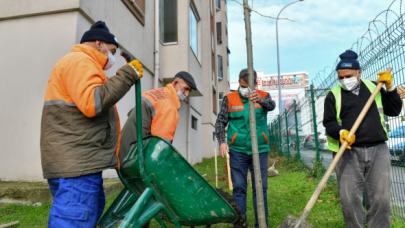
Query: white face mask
177 90 187 101
239 87 251 97
339 77 359 91
104 50 116 70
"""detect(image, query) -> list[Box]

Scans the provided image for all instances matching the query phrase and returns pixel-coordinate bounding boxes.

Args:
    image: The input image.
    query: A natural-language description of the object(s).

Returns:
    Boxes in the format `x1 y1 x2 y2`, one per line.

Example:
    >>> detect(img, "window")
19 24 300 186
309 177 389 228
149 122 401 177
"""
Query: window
216 0 221 10
216 22 222 44
160 0 177 43
217 55 223 80
219 92 224 100
122 0 145 25
191 116 198 130
227 47 231 66
189 2 200 57
213 89 217 114
219 92 224 106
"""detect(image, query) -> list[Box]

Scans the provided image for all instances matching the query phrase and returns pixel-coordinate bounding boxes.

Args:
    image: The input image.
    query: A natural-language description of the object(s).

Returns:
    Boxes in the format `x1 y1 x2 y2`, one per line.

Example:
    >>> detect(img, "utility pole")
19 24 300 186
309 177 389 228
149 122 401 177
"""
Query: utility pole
242 1 267 227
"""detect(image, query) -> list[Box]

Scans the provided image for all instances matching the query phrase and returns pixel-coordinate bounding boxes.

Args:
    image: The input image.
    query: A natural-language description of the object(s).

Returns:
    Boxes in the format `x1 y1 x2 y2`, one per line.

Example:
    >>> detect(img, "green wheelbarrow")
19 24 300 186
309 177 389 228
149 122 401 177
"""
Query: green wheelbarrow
98 52 239 227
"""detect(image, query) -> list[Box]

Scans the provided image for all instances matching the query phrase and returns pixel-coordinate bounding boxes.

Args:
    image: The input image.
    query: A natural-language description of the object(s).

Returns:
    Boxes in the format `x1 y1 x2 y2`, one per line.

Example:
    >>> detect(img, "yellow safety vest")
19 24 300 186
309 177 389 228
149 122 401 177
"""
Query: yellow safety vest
327 79 387 152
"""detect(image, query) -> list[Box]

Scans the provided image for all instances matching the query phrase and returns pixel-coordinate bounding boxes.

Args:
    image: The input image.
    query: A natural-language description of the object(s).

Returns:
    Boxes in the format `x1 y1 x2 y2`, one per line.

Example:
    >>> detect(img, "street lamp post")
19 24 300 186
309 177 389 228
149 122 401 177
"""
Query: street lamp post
276 0 303 115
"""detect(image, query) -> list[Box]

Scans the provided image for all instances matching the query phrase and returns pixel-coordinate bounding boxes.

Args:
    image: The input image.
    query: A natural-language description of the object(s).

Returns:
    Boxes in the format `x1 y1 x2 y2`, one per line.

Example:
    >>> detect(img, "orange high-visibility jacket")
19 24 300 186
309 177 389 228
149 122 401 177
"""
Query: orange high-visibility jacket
118 84 181 163
40 44 138 179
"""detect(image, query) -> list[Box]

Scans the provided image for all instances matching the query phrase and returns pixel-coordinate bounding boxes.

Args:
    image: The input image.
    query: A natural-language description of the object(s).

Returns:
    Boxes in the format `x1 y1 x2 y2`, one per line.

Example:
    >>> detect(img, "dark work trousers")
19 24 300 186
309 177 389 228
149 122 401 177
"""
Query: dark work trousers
229 150 269 228
335 143 391 228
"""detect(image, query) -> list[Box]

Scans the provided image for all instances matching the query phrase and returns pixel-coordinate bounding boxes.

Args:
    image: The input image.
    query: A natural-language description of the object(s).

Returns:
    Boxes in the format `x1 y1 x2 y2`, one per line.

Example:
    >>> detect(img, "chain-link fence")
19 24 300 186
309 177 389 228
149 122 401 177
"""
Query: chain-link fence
269 0 405 219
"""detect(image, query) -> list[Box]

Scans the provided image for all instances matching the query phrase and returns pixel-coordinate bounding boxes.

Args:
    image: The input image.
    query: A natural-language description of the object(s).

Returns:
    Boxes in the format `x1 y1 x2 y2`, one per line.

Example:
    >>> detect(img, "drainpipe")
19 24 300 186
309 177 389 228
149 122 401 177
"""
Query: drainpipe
154 0 160 88
186 102 191 161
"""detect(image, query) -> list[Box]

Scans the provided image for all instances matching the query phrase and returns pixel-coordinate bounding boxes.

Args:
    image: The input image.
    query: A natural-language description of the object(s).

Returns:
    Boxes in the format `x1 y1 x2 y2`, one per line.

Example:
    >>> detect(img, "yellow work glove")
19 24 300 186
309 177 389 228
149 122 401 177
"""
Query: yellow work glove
128 59 144 79
339 129 356 150
378 70 393 91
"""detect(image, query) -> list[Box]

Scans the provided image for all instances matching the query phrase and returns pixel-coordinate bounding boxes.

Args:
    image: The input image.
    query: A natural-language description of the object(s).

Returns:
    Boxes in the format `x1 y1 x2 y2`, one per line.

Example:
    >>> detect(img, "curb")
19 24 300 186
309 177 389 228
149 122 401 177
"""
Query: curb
0 178 123 205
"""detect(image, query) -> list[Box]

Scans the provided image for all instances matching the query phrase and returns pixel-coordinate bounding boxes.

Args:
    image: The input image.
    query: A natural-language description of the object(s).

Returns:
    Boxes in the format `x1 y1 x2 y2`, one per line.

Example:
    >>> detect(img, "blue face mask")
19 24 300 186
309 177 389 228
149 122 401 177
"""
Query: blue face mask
177 90 187 101
104 50 115 70
101 43 115 70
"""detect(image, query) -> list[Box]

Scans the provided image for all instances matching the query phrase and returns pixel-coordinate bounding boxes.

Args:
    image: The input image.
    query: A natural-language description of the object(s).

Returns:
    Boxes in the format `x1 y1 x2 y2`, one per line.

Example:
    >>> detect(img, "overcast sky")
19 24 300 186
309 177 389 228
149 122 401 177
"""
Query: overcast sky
227 0 397 83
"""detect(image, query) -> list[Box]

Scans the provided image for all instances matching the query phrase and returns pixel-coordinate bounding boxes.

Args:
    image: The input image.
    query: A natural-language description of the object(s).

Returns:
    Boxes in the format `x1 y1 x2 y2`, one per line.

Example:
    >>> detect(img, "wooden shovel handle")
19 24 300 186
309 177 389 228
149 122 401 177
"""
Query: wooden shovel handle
226 153 233 191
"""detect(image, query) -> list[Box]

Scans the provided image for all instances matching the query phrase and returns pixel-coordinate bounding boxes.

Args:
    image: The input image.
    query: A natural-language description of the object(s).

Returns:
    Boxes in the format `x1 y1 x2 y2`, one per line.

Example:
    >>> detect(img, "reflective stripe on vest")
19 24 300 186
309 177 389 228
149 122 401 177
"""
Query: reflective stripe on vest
327 79 387 152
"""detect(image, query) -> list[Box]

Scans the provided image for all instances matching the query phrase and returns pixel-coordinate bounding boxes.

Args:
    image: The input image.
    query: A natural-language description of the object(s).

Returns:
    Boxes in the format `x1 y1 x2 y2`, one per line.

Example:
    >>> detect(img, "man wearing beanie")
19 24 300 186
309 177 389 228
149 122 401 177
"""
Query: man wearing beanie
215 68 275 228
323 50 402 228
40 21 143 227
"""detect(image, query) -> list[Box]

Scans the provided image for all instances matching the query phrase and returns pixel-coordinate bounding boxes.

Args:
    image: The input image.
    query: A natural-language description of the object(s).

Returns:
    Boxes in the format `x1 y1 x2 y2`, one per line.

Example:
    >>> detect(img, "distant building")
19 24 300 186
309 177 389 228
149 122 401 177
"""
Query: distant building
257 71 309 123
231 71 309 123
0 0 230 181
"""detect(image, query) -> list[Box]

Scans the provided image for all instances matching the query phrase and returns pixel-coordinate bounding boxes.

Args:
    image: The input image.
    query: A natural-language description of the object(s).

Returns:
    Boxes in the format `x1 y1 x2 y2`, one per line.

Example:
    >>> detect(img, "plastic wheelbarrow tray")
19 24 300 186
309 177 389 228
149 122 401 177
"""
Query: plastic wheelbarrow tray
98 52 238 228
99 137 239 227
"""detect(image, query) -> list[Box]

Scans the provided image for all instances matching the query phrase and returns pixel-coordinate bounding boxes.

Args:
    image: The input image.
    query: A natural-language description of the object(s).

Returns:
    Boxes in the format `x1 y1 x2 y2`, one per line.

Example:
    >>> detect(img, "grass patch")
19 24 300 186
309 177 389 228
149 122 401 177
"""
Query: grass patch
1 156 405 227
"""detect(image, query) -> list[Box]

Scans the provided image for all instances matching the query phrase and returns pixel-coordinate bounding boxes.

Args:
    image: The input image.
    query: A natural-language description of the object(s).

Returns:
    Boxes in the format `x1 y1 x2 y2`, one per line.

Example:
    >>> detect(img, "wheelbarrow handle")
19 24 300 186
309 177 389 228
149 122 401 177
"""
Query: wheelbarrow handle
120 51 136 63
121 51 146 178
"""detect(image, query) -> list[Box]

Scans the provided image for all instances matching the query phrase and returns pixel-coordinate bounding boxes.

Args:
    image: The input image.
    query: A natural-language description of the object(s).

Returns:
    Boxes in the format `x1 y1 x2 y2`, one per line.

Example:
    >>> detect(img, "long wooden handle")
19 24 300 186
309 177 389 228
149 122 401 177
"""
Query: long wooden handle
294 82 384 228
226 153 233 191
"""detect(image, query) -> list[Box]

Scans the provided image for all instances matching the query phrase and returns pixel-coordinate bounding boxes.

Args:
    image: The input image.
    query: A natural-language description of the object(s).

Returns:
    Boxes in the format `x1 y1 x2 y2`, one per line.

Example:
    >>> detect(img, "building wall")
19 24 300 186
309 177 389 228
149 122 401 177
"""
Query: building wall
0 12 79 181
216 0 230 98
0 0 155 180
0 0 229 181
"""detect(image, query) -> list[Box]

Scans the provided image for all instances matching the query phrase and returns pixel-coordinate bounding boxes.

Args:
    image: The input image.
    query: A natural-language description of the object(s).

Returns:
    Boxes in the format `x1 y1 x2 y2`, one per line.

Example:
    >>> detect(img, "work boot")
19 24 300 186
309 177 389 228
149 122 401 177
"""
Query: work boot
233 214 247 228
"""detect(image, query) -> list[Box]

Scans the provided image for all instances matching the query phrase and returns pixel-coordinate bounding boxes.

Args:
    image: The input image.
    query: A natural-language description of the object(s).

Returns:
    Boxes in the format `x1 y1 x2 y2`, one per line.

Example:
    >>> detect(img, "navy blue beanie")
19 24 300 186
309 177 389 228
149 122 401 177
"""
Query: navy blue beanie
80 21 119 47
336 50 360 70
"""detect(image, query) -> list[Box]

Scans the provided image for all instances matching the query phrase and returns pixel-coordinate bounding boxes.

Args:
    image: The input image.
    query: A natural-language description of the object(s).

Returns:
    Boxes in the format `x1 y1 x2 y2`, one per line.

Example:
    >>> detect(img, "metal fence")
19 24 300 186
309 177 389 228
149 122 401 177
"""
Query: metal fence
269 0 405 219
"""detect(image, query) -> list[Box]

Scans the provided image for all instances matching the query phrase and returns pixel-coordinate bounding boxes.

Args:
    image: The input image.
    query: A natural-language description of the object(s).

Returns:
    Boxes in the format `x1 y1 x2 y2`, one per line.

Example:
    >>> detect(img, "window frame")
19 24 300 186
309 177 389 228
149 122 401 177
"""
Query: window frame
160 0 178 44
191 115 198 130
122 0 145 25
216 22 222 44
216 0 221 10
189 1 200 59
217 54 223 81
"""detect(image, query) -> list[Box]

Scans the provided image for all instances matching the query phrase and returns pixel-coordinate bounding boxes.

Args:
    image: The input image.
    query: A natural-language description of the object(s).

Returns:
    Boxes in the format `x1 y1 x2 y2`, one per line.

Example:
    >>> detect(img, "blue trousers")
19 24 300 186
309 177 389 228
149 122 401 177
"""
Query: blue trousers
229 150 269 227
47 172 105 228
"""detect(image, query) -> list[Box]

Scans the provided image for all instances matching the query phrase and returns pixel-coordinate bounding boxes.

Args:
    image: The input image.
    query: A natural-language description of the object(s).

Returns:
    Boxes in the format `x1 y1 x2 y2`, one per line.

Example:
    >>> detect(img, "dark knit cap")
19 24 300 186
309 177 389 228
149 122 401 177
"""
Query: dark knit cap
336 50 361 70
239 68 257 83
175 71 198 91
80 21 119 47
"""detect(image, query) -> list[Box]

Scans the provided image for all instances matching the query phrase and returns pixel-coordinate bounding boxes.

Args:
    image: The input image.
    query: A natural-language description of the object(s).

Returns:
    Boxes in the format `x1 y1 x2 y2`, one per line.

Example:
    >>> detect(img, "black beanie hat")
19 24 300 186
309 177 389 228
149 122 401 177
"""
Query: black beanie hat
80 21 119 47
336 50 360 70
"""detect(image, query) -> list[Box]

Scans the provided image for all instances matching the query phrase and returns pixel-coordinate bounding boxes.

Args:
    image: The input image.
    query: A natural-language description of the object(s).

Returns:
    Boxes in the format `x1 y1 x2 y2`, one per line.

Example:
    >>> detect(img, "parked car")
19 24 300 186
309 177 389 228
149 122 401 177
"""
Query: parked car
387 125 405 161
303 132 328 151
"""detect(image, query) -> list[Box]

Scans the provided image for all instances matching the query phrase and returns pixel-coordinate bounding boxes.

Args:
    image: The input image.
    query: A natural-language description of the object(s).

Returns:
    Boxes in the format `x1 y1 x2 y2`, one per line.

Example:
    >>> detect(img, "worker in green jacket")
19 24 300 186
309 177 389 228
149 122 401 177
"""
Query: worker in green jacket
215 69 275 228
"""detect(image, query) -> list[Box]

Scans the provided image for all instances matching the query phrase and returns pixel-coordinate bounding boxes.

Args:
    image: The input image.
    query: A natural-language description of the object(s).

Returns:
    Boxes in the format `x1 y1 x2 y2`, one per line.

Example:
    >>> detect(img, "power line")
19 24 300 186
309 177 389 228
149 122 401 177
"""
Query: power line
229 0 294 22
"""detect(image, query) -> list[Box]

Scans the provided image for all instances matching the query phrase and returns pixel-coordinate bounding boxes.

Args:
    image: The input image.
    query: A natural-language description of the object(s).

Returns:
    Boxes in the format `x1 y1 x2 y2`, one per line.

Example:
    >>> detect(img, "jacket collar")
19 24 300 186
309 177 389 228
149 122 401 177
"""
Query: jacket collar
165 84 181 109
71 44 108 68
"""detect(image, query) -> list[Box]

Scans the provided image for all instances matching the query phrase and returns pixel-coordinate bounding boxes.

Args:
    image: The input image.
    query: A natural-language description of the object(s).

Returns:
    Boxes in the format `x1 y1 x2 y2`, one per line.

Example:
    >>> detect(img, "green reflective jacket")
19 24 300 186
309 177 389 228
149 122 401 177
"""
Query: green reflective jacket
226 90 270 154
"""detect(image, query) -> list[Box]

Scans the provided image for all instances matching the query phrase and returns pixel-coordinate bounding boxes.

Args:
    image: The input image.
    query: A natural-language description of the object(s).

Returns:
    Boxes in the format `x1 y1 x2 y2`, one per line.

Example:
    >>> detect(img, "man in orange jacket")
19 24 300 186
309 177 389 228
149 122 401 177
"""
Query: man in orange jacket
118 71 200 162
40 21 143 228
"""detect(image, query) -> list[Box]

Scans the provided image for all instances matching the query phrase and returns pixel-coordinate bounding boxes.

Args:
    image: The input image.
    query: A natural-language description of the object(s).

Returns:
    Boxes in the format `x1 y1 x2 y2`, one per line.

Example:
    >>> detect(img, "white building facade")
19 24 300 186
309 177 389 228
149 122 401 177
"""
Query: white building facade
0 0 229 181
